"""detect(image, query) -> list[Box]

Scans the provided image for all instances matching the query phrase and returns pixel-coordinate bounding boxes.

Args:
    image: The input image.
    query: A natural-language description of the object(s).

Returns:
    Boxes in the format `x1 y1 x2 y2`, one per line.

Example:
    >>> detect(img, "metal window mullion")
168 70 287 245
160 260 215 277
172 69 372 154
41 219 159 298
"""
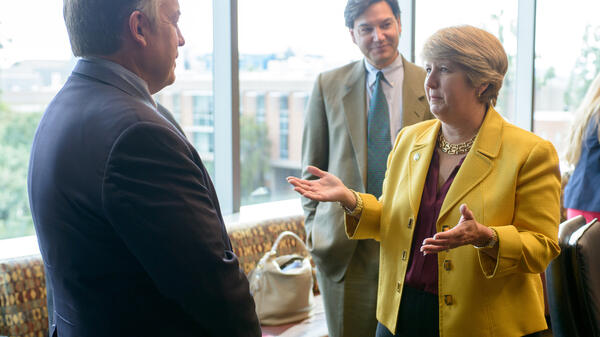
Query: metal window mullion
213 0 240 214
398 0 416 62
514 0 536 131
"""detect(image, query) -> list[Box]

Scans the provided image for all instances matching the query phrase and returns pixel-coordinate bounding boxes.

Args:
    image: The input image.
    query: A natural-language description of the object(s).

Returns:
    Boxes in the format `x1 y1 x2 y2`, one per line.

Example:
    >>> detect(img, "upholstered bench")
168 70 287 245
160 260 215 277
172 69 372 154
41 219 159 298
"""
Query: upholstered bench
0 212 325 337
0 255 48 337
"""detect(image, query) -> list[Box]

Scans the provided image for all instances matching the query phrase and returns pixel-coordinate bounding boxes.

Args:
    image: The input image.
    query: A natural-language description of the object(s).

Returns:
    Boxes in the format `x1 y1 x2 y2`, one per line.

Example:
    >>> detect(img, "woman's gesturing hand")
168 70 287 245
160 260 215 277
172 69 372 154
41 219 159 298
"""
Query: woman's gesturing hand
287 166 356 208
420 204 496 254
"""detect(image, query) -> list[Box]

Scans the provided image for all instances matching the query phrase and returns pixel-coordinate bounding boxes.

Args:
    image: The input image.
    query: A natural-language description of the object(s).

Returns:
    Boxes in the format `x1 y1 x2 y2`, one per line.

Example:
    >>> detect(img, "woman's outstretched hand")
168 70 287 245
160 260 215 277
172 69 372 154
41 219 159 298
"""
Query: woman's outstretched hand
420 204 497 254
287 166 356 208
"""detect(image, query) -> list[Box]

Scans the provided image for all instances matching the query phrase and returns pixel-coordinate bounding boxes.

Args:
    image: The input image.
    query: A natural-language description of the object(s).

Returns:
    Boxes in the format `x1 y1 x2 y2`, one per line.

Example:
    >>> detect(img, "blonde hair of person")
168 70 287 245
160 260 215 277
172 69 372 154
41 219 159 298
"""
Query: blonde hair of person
421 25 508 107
564 73 600 166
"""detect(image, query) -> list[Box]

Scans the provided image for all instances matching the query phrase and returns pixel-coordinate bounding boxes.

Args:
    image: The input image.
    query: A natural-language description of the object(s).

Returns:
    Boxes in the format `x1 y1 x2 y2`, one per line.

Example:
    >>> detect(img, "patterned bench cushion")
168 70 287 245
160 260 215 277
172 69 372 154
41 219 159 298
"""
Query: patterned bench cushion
0 255 48 337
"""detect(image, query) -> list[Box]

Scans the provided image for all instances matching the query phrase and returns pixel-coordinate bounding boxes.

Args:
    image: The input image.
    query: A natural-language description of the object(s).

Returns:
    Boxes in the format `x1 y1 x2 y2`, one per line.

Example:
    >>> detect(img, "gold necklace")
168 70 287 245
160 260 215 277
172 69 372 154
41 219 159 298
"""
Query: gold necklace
437 131 476 155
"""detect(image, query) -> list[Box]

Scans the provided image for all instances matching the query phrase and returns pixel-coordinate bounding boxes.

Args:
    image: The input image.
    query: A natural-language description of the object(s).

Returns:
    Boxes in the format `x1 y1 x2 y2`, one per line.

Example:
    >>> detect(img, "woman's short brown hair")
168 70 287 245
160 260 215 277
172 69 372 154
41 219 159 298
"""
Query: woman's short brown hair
422 25 508 106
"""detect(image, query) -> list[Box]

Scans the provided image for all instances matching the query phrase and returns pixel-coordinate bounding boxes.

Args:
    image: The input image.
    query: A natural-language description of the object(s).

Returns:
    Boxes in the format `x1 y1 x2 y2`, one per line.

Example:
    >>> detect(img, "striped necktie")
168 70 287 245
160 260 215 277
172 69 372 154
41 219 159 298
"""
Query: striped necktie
367 71 392 198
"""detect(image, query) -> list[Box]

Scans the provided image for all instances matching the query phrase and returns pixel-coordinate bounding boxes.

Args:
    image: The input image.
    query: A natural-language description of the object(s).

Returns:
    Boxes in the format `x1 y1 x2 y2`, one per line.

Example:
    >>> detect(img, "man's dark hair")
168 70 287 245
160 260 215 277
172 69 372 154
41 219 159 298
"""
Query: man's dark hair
344 0 400 29
63 0 156 57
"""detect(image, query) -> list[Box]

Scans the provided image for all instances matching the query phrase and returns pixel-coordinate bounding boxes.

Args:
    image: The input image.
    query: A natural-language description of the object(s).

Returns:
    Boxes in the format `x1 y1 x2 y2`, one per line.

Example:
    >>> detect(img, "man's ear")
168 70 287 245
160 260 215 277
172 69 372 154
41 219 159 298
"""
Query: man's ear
397 18 402 36
349 28 357 45
128 10 151 47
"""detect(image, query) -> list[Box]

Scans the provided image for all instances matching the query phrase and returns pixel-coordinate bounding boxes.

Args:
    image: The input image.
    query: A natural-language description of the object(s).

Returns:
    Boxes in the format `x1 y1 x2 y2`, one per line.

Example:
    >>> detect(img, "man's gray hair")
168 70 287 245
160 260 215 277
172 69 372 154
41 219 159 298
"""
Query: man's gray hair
63 0 159 57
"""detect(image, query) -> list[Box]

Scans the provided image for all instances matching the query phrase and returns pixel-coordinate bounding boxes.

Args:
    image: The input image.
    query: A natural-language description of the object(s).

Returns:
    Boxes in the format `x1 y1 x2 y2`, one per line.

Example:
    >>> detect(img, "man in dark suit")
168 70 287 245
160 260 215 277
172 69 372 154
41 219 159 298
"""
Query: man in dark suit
27 0 260 336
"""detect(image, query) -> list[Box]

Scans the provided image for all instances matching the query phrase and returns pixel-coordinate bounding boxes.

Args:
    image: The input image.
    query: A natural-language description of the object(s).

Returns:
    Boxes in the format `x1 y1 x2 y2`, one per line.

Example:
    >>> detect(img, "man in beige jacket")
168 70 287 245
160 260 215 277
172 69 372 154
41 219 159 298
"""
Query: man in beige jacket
301 0 431 336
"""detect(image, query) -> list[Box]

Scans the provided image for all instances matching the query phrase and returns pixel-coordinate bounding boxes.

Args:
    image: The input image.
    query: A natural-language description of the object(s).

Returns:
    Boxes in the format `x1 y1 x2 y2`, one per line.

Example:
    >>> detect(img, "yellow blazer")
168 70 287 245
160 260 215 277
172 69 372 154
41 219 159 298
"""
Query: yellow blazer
346 107 561 337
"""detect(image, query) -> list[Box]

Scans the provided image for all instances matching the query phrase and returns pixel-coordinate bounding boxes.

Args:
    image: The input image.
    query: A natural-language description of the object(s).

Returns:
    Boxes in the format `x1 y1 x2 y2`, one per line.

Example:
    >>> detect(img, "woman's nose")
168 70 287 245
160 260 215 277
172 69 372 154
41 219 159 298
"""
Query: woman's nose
425 74 437 89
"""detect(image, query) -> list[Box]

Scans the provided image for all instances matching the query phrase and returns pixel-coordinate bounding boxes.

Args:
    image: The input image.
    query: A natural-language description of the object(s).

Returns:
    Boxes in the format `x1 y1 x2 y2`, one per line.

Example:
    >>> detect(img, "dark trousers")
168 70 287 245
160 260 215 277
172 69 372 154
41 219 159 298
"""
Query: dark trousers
376 286 439 337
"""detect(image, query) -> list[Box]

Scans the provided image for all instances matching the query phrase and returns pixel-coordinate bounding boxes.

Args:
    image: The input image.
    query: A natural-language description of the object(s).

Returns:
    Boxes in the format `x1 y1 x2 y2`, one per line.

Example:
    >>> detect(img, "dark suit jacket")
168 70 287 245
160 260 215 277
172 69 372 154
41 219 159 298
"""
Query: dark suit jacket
27 59 260 337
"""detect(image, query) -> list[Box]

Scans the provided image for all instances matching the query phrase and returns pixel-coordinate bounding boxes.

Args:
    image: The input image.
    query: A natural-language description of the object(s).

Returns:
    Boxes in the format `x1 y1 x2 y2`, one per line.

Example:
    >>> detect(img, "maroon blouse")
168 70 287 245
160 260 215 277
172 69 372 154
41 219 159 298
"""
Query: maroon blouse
404 150 465 294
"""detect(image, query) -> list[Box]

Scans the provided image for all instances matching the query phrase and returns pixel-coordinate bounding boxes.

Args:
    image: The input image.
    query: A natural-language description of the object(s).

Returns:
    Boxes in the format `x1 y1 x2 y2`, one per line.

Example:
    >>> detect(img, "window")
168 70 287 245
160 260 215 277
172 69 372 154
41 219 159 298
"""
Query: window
193 131 215 177
237 0 359 206
193 131 214 156
415 0 518 122
172 93 181 122
0 0 214 241
533 0 600 157
192 95 213 127
279 94 290 159
2 0 594 244
0 0 71 240
154 0 214 180
256 94 266 124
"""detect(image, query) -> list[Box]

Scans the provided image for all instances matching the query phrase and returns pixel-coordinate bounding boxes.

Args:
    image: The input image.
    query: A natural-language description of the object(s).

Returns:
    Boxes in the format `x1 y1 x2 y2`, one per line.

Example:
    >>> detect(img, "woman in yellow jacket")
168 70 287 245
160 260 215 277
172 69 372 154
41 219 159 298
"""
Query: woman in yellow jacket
288 25 561 337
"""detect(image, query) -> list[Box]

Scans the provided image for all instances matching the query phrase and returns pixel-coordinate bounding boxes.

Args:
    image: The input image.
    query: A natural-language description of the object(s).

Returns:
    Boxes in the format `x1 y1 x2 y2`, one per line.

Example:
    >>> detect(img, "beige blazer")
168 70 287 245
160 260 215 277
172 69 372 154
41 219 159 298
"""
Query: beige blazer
301 55 432 281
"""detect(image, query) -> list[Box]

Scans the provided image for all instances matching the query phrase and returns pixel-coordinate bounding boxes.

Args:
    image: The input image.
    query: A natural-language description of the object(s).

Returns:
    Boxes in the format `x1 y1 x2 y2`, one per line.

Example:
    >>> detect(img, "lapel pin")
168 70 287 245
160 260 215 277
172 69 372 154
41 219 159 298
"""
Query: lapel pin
413 153 420 161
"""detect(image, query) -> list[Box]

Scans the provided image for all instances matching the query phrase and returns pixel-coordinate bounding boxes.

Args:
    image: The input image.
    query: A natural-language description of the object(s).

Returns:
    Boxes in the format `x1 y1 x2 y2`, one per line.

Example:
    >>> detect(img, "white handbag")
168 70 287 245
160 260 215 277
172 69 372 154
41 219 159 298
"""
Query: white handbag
248 231 314 325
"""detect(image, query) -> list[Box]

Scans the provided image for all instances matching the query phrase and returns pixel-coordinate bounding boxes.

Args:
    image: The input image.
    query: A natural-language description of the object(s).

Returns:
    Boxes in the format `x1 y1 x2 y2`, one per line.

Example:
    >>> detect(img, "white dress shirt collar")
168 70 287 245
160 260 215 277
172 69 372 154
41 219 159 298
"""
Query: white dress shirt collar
364 55 404 89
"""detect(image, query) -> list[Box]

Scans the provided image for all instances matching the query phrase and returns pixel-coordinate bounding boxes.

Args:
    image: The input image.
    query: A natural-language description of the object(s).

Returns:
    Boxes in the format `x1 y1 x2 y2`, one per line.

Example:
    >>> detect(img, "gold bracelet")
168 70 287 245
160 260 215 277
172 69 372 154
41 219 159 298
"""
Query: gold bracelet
339 189 363 217
474 228 498 249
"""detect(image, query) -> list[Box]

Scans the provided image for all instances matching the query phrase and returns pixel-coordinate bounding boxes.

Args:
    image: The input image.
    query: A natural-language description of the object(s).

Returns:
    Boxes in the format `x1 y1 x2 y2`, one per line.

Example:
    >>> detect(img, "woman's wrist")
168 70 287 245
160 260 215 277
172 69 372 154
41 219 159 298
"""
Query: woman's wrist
474 227 498 249
339 189 363 217
340 188 356 210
